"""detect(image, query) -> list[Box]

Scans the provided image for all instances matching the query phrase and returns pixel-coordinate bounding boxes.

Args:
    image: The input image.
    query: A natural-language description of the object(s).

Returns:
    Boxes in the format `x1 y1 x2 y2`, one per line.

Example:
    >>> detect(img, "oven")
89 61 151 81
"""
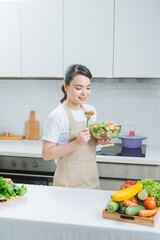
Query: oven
0 156 56 186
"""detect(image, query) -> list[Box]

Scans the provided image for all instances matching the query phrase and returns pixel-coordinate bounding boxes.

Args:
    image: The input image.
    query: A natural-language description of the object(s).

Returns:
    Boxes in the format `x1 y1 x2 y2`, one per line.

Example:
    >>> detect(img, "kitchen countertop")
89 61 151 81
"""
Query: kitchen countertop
0 184 160 240
0 135 160 165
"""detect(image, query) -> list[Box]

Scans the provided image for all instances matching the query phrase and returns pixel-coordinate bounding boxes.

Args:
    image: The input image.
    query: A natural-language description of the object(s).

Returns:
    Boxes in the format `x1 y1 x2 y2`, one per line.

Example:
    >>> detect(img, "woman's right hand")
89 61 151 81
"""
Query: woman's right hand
76 128 91 146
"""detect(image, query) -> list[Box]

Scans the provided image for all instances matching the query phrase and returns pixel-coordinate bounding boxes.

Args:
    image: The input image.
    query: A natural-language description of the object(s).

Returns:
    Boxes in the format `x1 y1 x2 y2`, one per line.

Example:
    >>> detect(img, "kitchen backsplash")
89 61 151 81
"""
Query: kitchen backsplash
0 79 160 137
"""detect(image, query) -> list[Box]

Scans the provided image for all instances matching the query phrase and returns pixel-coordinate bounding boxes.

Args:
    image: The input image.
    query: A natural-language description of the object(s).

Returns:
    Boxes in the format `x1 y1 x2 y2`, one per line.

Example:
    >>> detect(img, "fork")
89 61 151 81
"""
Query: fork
85 114 92 127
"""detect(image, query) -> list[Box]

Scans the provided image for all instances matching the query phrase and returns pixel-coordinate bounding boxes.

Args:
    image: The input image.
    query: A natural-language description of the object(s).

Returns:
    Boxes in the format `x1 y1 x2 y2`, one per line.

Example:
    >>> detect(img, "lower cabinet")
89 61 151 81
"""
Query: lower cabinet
99 178 125 191
97 162 160 191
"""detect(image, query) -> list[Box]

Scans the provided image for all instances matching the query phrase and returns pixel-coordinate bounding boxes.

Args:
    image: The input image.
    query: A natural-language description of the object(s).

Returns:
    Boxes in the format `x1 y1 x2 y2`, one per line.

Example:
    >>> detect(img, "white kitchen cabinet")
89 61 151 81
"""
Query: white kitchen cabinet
21 0 63 77
64 0 114 78
0 1 21 77
114 0 160 78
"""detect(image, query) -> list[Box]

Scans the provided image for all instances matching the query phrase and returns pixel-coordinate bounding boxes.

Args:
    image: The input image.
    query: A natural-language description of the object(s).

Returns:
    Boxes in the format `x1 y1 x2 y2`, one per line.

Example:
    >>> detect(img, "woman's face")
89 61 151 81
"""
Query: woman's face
65 74 91 108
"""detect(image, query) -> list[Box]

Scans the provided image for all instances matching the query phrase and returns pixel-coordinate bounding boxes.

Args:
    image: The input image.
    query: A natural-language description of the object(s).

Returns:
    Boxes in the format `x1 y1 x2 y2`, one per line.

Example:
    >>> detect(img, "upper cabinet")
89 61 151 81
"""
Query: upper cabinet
114 0 160 78
64 0 114 78
1 0 160 78
21 0 63 77
0 1 21 77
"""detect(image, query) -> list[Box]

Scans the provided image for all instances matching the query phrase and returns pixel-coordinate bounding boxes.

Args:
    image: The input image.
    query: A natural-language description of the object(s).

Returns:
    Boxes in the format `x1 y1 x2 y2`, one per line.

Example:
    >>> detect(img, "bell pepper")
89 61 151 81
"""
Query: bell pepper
120 183 131 190
120 180 137 190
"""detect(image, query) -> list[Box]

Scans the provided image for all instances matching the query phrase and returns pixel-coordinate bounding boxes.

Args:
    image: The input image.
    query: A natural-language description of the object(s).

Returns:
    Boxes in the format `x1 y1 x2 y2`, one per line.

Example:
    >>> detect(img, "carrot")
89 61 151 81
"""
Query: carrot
85 111 94 115
138 209 158 217
123 200 138 207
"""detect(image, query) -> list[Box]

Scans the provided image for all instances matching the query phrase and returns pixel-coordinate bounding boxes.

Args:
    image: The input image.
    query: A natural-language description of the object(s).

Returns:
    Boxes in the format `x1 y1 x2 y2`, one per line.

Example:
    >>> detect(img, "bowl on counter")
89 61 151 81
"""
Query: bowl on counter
89 122 121 140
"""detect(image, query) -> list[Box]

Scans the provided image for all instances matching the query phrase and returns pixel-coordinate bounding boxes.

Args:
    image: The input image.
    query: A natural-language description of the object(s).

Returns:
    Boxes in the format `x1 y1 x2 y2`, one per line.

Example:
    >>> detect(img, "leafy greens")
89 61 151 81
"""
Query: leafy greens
138 178 160 206
0 176 27 200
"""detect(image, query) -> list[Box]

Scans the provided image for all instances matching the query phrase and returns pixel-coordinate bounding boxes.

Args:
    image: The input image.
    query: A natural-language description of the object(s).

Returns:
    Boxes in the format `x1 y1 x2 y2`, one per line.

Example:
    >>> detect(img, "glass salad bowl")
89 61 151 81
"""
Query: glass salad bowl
89 121 121 140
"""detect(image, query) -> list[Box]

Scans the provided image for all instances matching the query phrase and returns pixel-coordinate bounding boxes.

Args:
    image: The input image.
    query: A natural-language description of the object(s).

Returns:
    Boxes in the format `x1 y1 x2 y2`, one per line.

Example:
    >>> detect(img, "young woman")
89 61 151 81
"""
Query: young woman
42 64 110 189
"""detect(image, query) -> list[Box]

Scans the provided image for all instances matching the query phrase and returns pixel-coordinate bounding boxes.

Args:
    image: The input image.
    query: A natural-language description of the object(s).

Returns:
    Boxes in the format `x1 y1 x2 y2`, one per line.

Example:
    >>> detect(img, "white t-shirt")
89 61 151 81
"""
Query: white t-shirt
42 103 97 164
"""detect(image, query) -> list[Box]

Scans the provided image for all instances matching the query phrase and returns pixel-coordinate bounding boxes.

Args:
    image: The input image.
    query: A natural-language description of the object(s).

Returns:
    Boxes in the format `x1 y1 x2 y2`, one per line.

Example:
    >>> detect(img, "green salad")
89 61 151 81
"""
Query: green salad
138 178 160 206
0 176 27 200
89 121 121 139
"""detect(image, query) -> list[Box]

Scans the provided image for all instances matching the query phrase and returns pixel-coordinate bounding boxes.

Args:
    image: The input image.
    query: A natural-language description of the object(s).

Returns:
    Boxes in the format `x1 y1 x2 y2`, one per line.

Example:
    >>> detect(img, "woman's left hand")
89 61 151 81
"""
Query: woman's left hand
96 138 111 145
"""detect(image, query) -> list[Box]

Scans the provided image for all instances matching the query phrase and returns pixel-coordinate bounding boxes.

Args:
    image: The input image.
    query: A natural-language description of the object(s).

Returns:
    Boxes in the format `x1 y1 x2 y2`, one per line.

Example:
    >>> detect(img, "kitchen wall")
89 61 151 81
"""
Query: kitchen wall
0 79 160 138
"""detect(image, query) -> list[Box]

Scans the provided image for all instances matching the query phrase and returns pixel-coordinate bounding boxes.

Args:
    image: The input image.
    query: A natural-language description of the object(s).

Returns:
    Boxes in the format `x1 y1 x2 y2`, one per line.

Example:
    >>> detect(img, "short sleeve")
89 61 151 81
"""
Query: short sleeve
42 117 61 143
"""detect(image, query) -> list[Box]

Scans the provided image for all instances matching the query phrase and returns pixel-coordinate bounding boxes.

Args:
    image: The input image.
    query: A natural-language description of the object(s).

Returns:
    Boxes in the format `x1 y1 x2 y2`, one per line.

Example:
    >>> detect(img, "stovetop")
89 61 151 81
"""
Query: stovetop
96 143 146 158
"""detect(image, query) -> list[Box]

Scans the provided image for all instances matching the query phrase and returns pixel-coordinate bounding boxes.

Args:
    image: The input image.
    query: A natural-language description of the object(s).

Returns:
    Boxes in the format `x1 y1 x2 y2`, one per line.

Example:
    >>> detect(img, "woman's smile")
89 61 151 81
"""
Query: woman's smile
79 97 87 101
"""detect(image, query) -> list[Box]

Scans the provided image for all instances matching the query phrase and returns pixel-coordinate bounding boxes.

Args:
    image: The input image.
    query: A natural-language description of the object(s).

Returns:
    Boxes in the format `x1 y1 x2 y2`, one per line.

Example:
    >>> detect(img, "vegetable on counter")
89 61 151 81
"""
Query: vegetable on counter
120 205 127 214
0 176 27 200
143 196 157 210
105 178 160 220
120 180 137 190
137 189 148 200
138 209 158 218
111 183 143 202
138 178 160 206
123 200 138 207
125 205 146 216
107 200 119 213
129 197 139 205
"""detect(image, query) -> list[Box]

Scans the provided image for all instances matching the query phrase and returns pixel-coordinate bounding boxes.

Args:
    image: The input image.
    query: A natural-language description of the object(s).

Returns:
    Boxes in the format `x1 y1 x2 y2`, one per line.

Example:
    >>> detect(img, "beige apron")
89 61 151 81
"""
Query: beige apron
53 101 100 189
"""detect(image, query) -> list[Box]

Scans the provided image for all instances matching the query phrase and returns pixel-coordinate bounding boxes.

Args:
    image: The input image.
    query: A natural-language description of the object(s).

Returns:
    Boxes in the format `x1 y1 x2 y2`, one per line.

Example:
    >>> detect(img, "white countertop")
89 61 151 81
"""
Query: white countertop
0 184 160 240
0 139 42 158
0 136 160 165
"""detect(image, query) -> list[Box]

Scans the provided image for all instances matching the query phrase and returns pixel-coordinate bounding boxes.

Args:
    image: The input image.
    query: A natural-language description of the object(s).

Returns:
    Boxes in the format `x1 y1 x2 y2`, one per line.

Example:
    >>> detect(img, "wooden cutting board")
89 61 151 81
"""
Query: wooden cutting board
0 135 24 140
103 207 160 227
25 111 39 140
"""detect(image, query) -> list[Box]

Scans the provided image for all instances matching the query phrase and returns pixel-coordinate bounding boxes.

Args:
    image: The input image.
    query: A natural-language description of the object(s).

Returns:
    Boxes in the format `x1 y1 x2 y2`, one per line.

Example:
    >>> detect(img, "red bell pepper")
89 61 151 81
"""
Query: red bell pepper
120 180 137 190
120 183 131 190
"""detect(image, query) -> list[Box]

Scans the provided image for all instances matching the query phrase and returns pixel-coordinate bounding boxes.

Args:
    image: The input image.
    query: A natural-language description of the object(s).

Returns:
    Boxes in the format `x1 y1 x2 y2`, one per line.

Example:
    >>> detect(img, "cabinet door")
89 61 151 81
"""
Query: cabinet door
64 0 114 78
114 0 160 78
0 2 21 77
21 0 63 77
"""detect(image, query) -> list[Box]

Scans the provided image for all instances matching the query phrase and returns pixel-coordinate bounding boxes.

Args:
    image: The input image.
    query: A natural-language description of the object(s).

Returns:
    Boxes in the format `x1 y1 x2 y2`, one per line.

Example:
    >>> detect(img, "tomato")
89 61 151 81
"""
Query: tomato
148 196 157 202
129 197 139 204
110 128 116 132
143 197 157 210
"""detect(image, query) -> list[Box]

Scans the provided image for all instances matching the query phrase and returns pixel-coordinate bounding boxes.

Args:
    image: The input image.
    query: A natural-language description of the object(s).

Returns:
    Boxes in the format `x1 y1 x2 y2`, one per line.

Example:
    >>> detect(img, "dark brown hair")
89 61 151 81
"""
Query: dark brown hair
60 64 92 103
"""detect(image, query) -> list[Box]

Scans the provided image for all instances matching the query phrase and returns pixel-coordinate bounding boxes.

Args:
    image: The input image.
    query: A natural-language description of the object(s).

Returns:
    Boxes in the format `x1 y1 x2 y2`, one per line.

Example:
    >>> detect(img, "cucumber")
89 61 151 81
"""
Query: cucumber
119 201 124 208
126 205 145 216
107 200 119 213
120 206 127 214
138 189 148 200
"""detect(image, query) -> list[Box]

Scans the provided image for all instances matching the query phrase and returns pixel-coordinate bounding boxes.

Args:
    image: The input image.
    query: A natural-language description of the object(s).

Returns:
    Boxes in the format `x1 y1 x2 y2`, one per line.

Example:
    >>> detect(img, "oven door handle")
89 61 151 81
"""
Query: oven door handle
0 172 54 178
